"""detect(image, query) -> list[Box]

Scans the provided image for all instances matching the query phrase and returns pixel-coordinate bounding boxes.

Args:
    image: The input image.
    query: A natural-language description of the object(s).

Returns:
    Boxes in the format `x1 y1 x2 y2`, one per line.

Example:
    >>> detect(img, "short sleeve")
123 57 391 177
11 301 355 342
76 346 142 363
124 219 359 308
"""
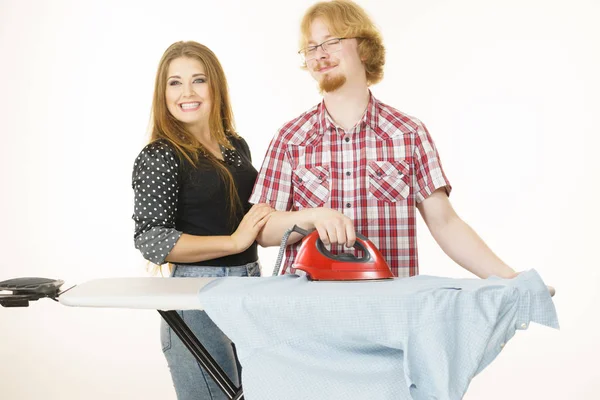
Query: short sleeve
132 140 182 264
249 130 294 211
412 122 452 203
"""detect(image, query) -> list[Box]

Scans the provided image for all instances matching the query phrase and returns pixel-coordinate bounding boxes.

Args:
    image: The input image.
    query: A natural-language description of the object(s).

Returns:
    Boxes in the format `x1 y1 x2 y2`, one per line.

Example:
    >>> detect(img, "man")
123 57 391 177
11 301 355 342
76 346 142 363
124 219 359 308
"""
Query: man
250 0 553 292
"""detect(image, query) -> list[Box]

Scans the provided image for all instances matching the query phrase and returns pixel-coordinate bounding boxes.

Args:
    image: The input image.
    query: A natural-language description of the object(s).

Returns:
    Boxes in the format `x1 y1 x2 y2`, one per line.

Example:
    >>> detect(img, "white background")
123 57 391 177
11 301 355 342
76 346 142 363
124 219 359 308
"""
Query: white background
1 0 598 399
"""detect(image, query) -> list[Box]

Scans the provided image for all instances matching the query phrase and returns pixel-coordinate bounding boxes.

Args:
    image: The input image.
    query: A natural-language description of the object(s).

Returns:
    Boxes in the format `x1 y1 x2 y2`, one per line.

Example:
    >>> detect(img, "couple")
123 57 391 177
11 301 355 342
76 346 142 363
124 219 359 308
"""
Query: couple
132 1 541 399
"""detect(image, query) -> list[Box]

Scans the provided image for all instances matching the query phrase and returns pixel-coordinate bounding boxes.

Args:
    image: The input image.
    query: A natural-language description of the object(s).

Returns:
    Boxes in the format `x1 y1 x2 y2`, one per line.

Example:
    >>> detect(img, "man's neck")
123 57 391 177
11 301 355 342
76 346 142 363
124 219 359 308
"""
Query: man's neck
323 84 370 132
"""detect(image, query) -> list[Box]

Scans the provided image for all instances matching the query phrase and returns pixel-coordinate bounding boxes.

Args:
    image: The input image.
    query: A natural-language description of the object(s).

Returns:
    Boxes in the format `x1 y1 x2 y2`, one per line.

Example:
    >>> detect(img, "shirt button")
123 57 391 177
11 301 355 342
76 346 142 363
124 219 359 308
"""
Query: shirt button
344 137 350 143
345 203 351 208
345 171 351 176
500 342 505 348
520 323 527 329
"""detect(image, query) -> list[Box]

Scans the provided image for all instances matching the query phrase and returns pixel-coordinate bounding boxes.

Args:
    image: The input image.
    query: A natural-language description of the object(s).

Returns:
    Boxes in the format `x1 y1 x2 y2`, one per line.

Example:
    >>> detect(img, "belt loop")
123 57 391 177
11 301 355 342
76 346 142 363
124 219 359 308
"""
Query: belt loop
247 261 259 277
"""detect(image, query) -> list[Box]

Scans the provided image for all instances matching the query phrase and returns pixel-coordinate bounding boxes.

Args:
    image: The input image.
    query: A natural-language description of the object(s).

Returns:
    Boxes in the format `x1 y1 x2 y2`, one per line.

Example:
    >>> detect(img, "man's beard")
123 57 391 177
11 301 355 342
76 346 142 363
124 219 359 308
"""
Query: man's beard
314 61 346 93
319 74 346 93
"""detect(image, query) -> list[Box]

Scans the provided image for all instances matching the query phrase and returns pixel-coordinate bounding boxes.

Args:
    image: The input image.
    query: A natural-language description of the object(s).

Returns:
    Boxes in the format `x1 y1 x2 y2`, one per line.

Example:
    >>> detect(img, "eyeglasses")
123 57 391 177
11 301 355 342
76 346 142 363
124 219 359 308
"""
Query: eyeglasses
298 37 358 64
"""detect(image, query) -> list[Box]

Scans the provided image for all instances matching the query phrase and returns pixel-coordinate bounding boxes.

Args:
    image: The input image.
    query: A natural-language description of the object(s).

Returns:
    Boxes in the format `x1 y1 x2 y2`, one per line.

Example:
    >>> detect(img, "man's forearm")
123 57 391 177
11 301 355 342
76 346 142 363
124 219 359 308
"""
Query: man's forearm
429 215 517 279
256 209 316 247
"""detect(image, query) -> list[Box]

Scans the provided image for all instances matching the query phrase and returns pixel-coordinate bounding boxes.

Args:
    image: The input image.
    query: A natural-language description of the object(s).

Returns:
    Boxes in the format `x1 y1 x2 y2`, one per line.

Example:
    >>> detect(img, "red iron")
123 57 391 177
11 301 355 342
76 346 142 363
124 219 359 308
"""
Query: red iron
293 230 394 281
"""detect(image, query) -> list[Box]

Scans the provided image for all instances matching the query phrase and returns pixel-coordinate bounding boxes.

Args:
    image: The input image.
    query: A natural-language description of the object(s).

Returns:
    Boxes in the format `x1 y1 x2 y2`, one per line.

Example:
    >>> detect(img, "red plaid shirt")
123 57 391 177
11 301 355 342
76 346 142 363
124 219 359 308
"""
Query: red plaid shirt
250 93 451 277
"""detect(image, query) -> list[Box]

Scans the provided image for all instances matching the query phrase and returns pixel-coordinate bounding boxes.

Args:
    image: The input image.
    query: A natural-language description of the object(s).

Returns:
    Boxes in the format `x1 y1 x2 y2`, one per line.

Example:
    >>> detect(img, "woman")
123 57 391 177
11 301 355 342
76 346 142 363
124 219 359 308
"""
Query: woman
132 41 272 400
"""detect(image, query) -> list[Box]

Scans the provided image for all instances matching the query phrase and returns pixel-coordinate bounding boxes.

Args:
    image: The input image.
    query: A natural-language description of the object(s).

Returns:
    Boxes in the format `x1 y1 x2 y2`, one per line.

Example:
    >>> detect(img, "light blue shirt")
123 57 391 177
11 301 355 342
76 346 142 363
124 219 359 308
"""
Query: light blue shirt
198 269 559 400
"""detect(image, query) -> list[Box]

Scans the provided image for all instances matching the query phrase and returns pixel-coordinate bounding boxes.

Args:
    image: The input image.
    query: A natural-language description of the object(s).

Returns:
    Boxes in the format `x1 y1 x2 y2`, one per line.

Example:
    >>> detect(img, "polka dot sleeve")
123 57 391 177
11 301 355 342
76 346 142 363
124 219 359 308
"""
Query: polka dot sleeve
131 141 182 265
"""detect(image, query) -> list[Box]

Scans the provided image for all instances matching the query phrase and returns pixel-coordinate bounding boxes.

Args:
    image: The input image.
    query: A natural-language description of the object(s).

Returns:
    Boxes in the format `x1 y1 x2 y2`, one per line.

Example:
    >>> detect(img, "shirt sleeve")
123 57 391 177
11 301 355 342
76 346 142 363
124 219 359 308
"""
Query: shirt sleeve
249 130 294 211
412 121 452 203
132 141 183 264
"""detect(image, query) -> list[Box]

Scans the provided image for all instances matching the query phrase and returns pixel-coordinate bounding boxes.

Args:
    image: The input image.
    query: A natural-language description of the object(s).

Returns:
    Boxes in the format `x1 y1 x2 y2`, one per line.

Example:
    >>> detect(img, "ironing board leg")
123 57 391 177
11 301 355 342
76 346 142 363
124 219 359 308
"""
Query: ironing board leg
158 310 244 400
232 391 245 400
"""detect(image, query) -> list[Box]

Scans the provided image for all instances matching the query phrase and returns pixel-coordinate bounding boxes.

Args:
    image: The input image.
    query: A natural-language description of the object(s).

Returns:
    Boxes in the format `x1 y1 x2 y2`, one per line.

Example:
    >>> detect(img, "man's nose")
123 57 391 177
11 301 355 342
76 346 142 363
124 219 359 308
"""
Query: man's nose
315 45 329 60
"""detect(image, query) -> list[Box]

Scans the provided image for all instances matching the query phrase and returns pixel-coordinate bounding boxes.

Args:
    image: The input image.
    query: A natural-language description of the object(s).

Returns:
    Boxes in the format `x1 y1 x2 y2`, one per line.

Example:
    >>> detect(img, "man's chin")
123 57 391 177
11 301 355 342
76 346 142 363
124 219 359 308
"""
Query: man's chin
319 75 347 93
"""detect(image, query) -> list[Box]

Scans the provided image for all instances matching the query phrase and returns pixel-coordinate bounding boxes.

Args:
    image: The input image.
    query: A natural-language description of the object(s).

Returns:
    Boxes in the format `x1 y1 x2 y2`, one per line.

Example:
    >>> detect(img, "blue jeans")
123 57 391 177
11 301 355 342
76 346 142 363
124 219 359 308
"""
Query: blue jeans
161 262 261 400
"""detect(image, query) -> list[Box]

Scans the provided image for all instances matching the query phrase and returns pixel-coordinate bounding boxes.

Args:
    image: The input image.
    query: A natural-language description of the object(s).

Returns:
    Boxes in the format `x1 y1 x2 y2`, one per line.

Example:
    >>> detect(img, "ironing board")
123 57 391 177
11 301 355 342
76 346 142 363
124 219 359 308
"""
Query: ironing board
59 277 244 400
2 274 558 400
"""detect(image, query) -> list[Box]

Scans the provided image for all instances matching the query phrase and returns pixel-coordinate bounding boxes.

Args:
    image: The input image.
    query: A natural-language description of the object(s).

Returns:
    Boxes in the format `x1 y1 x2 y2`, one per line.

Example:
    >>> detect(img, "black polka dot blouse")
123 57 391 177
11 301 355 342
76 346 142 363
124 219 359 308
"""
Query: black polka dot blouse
131 136 259 266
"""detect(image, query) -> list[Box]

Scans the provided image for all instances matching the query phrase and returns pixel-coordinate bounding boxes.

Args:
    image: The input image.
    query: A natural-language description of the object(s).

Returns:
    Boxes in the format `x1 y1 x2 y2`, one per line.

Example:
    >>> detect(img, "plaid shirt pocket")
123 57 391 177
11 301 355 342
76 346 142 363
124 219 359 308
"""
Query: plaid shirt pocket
292 165 330 209
367 160 411 202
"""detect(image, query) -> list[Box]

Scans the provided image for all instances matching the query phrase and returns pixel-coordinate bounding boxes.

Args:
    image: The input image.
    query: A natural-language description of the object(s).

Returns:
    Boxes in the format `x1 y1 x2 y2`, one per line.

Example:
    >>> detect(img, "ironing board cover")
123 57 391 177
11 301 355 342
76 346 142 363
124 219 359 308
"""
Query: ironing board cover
198 270 558 400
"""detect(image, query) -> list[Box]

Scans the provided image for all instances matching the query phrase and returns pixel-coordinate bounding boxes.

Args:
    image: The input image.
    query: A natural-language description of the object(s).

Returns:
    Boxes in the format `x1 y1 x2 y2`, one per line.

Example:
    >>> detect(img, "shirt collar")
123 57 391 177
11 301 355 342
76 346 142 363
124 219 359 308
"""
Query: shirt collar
317 91 389 140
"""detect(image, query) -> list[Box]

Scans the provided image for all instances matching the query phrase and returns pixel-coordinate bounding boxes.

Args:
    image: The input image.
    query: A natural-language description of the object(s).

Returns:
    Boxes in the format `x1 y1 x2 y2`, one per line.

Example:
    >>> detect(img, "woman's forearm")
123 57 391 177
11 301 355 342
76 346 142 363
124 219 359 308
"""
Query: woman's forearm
165 233 237 263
